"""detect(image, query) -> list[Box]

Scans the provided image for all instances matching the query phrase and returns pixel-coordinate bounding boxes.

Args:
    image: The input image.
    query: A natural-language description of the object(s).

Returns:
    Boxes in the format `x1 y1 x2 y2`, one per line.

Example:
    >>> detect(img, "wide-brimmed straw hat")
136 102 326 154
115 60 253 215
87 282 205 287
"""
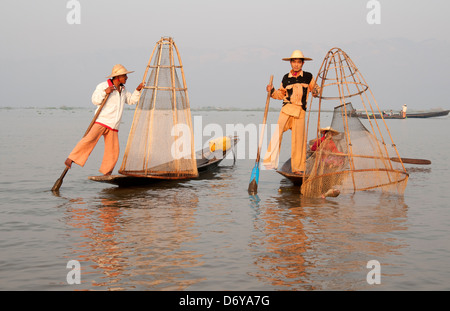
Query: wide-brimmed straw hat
107 64 134 78
319 126 339 135
282 50 313 61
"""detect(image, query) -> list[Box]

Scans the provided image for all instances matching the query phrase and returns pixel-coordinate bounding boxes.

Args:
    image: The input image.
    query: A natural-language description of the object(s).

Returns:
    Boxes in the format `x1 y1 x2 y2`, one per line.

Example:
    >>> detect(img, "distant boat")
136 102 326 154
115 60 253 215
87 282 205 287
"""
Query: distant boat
351 109 450 119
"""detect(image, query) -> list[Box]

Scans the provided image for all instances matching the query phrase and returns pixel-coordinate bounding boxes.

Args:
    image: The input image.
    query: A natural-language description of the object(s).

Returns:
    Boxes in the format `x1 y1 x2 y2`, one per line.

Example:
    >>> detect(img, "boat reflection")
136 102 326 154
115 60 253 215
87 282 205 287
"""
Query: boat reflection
62 186 205 290
249 182 409 290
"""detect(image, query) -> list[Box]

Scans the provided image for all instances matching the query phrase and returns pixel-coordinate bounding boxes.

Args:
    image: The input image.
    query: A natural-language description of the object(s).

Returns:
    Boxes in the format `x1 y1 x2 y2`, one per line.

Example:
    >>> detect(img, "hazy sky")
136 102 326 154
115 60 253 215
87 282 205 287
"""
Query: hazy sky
1 0 449 110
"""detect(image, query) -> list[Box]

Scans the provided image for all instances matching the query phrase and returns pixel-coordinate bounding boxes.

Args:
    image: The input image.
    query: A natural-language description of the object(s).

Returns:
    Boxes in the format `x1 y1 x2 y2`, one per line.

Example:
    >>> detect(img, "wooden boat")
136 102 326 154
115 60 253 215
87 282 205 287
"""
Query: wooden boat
88 136 238 187
276 158 306 186
351 109 450 119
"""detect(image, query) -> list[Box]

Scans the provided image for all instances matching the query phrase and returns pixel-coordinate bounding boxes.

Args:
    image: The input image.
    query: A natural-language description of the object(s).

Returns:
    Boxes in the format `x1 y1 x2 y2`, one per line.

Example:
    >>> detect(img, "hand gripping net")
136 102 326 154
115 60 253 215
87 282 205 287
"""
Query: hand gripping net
119 37 198 179
301 48 409 197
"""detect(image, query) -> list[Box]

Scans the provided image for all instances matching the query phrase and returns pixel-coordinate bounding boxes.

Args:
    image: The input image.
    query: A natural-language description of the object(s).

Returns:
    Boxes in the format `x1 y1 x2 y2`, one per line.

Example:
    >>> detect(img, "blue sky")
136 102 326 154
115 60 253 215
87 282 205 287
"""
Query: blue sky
1 0 449 110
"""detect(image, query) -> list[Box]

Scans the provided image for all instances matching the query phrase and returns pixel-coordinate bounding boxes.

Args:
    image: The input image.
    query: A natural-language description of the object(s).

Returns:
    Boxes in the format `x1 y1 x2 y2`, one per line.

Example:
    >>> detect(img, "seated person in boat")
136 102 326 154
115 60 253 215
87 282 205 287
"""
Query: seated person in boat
310 126 345 168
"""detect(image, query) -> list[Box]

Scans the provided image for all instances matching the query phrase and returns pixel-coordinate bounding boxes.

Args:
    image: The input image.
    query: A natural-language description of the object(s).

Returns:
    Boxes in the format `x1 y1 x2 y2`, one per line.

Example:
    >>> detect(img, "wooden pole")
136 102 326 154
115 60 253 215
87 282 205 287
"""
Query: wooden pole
248 75 273 195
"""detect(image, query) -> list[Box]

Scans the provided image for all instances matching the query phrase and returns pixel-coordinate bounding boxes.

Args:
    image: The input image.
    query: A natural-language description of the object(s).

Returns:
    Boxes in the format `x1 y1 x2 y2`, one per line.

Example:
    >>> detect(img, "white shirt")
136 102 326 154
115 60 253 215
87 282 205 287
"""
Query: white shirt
91 81 141 130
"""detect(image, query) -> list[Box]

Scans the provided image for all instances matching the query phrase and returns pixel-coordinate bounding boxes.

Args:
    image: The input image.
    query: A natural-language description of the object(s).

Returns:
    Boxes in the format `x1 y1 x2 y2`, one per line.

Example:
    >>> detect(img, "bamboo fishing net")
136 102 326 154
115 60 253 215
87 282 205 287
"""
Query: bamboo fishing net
119 37 198 179
301 48 409 197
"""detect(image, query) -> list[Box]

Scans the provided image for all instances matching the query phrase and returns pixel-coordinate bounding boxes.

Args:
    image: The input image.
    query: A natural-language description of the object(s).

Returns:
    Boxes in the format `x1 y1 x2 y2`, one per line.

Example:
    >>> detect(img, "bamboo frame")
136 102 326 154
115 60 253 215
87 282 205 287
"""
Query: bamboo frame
173 40 196 170
302 47 409 196
119 37 198 178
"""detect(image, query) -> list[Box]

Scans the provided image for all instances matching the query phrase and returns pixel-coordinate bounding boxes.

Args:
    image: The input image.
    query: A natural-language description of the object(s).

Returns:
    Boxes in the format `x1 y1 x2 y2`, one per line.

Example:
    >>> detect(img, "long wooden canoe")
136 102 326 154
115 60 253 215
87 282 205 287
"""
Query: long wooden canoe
276 158 306 186
352 109 449 119
88 136 238 187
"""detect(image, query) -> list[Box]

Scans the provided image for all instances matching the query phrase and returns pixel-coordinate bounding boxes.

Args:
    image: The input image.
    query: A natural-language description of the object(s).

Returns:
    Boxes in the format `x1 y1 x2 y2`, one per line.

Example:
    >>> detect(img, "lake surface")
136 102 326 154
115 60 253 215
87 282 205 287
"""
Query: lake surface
1 107 449 291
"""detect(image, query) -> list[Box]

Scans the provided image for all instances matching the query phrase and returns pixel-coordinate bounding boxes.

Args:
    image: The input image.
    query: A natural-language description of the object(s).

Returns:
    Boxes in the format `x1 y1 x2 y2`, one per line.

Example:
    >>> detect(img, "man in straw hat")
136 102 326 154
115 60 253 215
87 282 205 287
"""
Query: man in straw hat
64 64 144 175
263 50 320 174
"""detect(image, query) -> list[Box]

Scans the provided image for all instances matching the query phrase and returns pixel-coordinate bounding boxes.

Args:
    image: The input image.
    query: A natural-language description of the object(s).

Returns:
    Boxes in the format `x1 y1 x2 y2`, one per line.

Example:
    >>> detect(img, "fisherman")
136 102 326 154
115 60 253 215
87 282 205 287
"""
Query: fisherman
402 104 407 118
310 127 340 153
263 50 320 174
310 126 343 199
64 64 144 175
310 126 344 168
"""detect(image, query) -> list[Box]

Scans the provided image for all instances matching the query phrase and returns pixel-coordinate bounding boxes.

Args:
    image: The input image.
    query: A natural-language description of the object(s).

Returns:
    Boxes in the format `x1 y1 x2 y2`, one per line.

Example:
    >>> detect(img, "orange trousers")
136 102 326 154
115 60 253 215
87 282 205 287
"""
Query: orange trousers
68 123 120 175
263 110 306 173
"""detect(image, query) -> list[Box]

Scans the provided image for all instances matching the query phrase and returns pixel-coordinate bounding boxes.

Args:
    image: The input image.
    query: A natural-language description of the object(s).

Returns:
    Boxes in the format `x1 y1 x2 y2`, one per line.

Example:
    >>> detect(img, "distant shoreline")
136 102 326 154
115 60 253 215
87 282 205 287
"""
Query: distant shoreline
1 106 448 113
0 106 336 112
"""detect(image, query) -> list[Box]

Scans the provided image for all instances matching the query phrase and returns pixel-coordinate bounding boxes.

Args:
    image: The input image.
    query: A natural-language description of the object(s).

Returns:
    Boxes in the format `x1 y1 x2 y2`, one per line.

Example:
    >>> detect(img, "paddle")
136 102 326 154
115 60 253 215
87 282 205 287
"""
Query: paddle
248 75 273 195
51 80 114 192
391 157 431 165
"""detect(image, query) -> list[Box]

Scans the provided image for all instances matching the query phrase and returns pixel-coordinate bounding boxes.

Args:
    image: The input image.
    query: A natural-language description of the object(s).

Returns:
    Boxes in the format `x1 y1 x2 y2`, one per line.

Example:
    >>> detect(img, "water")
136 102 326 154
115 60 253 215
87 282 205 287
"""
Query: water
1 107 449 291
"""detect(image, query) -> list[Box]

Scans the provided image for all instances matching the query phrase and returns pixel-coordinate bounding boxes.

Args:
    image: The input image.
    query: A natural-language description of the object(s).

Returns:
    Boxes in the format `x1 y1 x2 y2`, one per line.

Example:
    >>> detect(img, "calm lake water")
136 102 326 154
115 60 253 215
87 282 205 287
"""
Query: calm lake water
1 107 449 291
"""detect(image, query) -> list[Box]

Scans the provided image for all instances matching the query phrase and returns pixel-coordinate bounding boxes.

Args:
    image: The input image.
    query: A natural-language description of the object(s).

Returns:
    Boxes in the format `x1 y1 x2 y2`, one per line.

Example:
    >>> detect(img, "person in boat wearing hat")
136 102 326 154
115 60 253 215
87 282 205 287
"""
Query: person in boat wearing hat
310 126 344 168
64 64 144 175
263 50 320 174
310 126 340 152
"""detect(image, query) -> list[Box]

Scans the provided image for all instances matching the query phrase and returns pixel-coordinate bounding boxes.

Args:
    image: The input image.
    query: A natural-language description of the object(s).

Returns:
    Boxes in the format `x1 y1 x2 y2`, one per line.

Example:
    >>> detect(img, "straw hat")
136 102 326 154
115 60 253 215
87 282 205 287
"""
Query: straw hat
319 126 339 135
282 50 313 61
106 64 134 78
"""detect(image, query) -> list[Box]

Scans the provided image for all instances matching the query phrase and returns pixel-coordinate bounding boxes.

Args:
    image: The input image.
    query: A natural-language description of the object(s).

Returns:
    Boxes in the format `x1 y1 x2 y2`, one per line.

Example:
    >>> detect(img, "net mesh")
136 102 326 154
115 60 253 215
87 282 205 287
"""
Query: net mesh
301 48 408 197
119 37 198 179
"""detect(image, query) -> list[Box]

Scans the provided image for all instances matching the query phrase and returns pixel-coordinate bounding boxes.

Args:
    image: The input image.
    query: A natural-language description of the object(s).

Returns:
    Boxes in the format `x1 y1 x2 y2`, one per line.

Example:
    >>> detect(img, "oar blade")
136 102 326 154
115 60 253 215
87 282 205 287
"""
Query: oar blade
51 178 63 192
391 157 431 165
248 165 260 194
51 167 69 192
248 179 258 195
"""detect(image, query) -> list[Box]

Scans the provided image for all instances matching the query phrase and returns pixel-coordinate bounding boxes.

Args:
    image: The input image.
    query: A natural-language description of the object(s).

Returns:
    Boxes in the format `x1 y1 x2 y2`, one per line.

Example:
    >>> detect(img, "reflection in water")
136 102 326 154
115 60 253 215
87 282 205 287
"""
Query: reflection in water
63 186 205 290
60 165 409 291
250 181 409 290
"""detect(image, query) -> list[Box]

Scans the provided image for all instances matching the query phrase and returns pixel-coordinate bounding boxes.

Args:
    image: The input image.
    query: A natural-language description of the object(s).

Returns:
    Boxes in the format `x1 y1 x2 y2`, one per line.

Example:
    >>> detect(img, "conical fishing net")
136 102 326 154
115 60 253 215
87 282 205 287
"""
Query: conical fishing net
119 37 198 179
301 48 408 197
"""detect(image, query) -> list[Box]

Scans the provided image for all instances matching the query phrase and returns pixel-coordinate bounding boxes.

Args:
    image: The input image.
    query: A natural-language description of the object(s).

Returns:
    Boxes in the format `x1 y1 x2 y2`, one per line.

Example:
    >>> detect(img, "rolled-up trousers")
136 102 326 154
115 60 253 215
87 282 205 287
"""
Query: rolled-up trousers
68 123 119 175
263 109 306 173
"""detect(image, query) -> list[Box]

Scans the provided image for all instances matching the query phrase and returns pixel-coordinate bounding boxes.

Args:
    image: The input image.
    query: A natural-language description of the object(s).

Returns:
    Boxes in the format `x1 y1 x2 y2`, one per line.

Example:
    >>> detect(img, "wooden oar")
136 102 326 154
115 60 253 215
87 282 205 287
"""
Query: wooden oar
51 81 114 192
307 150 431 166
248 75 273 195
390 157 431 165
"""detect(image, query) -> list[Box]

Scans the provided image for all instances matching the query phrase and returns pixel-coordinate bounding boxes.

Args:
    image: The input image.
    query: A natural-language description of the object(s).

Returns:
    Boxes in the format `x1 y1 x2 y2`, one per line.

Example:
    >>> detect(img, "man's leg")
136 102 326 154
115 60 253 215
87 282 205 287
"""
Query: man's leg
67 124 105 168
263 112 290 170
290 110 306 173
99 129 120 175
